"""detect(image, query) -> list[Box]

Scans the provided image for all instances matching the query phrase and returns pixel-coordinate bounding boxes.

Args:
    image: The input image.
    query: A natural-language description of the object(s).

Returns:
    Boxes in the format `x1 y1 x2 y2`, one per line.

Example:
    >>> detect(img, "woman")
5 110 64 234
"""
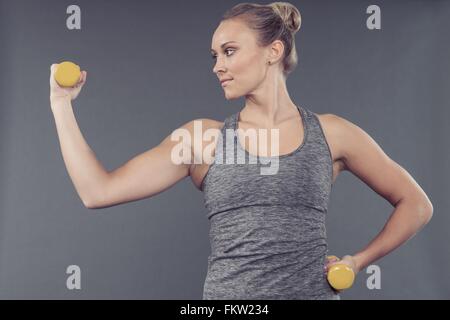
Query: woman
49 2 433 300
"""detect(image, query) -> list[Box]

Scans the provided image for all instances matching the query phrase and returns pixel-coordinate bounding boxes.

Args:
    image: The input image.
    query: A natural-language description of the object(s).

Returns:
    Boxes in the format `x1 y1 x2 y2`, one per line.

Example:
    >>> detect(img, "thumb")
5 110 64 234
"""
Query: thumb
49 64 61 87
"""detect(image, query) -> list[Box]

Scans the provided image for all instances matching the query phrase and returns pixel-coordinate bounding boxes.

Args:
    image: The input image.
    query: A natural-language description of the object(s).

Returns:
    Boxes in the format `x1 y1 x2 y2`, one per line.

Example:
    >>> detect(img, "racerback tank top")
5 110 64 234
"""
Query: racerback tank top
201 104 340 300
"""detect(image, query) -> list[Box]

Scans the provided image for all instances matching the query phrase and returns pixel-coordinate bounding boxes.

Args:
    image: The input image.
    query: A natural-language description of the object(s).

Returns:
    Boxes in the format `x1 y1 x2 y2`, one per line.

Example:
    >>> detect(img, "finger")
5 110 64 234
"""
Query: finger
326 259 339 267
76 72 87 88
77 71 86 85
324 262 337 273
327 261 341 268
327 255 339 262
324 260 342 273
329 259 339 264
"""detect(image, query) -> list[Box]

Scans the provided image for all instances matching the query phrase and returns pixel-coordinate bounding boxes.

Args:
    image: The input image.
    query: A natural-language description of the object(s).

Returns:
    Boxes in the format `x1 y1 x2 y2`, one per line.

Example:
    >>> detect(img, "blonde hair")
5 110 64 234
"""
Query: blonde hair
222 2 302 78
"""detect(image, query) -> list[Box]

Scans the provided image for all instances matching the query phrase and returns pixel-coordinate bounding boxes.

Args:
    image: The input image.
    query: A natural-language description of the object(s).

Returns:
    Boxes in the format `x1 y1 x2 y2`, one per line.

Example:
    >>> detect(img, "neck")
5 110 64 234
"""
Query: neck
242 74 298 127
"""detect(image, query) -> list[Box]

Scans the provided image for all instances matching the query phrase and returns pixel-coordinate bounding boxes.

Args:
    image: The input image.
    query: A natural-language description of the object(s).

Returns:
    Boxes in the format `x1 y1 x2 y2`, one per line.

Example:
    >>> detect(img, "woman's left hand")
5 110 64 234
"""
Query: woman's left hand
324 255 360 293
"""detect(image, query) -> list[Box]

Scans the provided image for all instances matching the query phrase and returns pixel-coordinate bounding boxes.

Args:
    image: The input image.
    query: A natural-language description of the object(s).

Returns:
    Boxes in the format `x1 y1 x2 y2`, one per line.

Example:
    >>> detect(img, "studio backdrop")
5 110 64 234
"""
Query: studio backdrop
0 0 448 299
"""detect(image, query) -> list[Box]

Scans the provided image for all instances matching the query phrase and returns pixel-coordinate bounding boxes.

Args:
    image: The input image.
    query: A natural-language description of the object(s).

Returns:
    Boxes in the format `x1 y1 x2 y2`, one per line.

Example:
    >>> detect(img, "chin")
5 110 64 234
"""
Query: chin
224 90 242 100
224 93 239 100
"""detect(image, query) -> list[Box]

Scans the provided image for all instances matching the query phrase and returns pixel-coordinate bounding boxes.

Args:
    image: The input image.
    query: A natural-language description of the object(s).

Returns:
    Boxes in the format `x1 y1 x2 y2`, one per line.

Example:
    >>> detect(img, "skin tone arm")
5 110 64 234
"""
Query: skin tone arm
324 114 433 280
49 64 195 209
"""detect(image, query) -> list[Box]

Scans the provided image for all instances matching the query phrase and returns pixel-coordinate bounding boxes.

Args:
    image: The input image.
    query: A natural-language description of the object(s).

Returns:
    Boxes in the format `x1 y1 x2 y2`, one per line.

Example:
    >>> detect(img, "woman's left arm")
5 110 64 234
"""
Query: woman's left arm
329 114 433 274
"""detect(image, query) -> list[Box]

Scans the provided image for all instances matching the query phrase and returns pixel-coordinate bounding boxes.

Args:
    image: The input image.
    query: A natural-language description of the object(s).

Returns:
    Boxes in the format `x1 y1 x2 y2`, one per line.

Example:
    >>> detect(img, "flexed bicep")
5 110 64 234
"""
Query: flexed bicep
89 123 194 209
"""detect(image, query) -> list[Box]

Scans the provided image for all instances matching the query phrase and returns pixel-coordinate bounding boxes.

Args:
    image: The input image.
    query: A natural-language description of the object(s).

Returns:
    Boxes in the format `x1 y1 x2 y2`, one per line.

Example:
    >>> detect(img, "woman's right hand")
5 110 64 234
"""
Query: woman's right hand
49 63 87 102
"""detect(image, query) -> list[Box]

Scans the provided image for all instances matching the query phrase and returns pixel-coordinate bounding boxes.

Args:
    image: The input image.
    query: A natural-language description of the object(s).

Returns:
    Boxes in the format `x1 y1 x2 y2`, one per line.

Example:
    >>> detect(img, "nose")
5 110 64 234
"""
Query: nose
212 55 227 75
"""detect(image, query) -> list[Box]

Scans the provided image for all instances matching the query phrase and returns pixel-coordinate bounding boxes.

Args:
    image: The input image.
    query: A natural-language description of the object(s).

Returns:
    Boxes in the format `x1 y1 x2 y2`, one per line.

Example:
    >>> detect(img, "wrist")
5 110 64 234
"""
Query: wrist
50 95 72 110
50 93 71 102
352 253 367 273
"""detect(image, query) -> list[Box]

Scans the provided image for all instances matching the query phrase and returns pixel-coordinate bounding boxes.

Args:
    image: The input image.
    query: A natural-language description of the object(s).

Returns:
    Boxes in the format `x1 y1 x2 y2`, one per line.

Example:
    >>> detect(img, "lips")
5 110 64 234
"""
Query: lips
221 79 232 86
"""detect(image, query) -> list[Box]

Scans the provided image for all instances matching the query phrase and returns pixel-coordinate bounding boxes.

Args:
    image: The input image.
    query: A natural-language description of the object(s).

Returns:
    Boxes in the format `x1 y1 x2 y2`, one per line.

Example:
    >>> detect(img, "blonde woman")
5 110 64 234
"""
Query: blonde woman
49 2 433 300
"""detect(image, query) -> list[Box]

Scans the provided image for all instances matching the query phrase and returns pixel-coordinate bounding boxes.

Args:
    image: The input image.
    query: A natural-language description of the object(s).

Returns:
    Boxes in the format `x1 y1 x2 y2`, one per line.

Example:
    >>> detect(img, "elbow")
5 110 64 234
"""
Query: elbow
82 188 107 210
402 193 434 226
418 200 433 225
425 205 433 224
83 197 100 210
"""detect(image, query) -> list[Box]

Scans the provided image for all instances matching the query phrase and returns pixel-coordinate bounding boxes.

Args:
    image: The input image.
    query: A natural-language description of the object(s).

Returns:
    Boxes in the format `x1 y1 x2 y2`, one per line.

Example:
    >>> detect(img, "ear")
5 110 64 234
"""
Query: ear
268 39 285 63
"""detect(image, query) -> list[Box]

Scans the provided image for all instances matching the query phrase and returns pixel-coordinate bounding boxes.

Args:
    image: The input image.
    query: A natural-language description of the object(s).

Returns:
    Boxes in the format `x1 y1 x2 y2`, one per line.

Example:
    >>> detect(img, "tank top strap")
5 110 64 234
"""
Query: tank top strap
211 113 238 164
300 105 329 149
300 105 314 123
225 112 238 130
297 104 310 140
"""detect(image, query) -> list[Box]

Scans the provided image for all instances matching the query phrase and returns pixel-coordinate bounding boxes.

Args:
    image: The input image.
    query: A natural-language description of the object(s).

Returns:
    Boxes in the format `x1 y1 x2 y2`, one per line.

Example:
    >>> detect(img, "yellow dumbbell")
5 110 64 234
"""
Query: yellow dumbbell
326 255 355 290
54 61 81 87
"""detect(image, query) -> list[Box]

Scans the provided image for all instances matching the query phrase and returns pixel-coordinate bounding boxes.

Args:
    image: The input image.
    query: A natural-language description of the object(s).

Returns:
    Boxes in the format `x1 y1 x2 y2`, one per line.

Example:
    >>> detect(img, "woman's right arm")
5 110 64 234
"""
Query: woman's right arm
50 64 194 209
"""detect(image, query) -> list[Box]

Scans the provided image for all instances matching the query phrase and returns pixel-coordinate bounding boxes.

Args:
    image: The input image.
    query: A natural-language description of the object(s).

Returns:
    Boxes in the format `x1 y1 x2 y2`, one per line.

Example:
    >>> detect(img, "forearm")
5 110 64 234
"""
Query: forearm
51 97 109 207
352 199 433 272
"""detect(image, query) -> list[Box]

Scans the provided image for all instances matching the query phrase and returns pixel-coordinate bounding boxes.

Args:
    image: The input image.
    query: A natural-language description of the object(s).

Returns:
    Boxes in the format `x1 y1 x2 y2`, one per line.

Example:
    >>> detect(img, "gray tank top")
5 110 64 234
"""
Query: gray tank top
201 105 340 300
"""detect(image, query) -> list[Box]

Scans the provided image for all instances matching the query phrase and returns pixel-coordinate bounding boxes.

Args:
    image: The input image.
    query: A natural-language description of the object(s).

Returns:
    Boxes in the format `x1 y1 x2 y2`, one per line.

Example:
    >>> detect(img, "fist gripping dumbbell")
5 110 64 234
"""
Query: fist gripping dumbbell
326 255 355 290
54 61 81 87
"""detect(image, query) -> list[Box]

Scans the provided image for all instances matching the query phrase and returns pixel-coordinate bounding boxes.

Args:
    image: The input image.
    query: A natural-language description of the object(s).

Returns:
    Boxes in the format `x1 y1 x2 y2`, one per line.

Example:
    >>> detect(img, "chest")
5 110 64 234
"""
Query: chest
191 113 345 191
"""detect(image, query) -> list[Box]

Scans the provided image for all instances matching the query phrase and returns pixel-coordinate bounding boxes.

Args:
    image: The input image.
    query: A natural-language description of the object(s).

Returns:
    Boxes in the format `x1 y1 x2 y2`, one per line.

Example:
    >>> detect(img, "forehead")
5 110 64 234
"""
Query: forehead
211 19 255 50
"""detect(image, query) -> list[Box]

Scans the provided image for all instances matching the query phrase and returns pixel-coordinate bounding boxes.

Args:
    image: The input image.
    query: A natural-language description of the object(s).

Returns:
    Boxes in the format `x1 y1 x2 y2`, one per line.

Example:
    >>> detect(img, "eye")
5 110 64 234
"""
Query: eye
211 48 235 60
225 48 235 56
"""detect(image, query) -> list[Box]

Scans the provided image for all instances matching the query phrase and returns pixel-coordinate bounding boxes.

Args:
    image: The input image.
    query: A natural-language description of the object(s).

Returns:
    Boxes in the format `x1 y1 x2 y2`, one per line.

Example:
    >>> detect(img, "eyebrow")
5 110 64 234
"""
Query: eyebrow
210 41 238 54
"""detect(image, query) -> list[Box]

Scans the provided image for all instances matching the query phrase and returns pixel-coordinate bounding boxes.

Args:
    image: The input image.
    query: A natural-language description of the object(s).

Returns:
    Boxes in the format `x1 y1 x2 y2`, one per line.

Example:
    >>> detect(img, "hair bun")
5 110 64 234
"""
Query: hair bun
270 2 301 34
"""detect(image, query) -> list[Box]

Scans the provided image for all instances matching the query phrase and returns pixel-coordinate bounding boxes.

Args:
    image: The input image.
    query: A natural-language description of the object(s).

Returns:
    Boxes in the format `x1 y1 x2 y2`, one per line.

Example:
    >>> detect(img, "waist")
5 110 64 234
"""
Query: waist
203 249 336 300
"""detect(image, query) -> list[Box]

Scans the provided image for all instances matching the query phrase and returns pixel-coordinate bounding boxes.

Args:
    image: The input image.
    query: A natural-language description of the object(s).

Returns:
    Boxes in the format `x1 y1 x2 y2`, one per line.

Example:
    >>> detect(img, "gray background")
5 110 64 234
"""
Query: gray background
0 0 448 299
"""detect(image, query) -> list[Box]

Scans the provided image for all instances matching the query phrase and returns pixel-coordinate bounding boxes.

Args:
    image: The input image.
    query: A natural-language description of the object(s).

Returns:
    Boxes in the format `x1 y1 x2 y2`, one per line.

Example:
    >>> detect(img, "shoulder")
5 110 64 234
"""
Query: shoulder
160 118 224 149
194 118 224 130
314 112 343 127
314 112 361 141
169 118 224 167
316 113 387 172
314 112 376 166
312 112 350 147
177 118 224 133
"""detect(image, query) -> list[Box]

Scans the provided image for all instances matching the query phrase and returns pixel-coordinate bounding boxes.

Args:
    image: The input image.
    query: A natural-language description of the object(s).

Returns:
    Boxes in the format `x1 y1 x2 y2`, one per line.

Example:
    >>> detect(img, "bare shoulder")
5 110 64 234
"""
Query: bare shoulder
177 118 224 132
314 112 342 131
165 118 224 143
313 112 348 163
172 118 224 172
316 112 384 171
